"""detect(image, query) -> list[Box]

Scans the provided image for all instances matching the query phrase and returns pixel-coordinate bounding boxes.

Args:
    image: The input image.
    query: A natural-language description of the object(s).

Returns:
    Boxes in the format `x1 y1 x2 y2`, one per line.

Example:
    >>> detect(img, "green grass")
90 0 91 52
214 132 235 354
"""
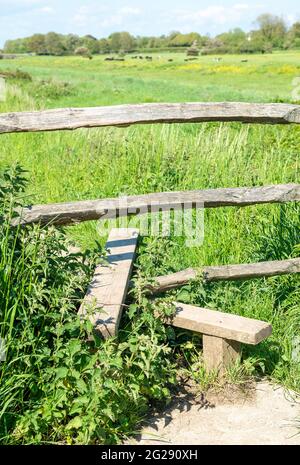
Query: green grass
0 51 299 443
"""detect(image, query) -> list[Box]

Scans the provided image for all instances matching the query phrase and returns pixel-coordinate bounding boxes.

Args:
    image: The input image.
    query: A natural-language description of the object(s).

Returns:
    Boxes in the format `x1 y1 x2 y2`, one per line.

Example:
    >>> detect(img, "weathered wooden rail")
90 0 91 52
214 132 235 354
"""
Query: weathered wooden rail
13 183 300 226
1 102 300 134
146 258 300 294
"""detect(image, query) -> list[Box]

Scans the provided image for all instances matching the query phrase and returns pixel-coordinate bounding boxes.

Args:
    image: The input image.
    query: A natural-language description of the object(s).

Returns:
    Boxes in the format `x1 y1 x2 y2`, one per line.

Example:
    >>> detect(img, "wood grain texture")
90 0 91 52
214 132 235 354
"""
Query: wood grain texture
202 335 241 374
78 228 139 339
148 257 300 293
164 302 272 344
1 102 300 134
13 183 300 226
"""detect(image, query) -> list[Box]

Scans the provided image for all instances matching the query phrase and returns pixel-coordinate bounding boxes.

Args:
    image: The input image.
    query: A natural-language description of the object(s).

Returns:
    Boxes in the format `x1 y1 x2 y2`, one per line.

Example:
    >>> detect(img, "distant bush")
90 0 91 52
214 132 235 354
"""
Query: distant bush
29 79 74 100
75 46 92 59
0 68 32 80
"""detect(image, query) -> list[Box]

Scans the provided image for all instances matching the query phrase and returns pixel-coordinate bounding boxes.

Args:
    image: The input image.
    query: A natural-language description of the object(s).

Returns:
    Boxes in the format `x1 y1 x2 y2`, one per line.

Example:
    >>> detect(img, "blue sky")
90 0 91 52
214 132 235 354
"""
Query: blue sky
0 0 299 47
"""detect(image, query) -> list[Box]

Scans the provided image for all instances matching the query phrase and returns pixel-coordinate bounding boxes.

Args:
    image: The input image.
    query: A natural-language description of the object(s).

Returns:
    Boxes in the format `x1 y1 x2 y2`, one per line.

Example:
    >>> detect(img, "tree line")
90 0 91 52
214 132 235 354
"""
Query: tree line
2 14 300 56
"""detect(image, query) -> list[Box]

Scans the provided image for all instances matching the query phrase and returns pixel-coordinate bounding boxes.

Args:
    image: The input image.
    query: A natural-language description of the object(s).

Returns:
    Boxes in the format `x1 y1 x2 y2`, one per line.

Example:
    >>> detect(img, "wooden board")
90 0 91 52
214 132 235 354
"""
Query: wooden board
148 257 300 293
13 183 300 226
202 335 241 374
78 228 139 338
1 102 300 134
164 302 272 345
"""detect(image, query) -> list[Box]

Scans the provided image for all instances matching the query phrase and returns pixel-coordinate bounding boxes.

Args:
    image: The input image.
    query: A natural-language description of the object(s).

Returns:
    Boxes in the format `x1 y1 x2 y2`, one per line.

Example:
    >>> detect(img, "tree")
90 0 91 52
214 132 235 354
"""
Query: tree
74 46 92 58
216 28 246 52
63 34 82 54
4 38 28 54
109 32 135 52
83 35 100 54
255 14 287 48
27 34 47 55
98 38 110 54
45 32 65 55
169 32 202 47
285 22 300 49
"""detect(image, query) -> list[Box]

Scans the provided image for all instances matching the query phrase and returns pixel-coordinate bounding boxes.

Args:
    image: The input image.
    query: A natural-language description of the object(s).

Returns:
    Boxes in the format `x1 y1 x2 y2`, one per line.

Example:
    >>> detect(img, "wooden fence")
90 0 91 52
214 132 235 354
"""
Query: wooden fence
2 101 300 371
3 101 300 283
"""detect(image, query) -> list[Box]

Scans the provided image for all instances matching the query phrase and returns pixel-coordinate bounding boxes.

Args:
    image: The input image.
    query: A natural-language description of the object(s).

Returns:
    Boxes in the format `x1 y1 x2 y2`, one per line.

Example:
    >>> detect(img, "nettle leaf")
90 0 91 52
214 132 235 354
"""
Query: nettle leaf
176 289 191 303
102 408 115 422
128 304 138 319
109 357 123 369
55 367 68 379
76 378 87 393
68 339 82 356
103 379 119 393
66 416 82 430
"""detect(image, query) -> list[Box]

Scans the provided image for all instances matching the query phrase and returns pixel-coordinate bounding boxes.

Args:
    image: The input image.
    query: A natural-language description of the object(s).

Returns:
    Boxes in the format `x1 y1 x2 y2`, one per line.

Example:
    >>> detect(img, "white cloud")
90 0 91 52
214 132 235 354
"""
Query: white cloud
167 3 264 30
100 8 141 28
233 3 250 10
0 0 42 5
70 4 142 31
119 7 141 16
38 6 54 14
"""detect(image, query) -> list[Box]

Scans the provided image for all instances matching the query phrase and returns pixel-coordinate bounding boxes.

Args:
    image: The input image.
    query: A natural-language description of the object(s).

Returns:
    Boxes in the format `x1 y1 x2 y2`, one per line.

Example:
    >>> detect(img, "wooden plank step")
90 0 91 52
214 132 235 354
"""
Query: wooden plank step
79 228 139 338
167 302 272 344
162 302 272 374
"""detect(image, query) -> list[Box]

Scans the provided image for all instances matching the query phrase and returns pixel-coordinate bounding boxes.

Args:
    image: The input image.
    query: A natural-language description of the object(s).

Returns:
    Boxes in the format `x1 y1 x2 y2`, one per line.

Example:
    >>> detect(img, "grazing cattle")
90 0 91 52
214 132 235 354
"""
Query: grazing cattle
168 59 173 62
213 57 222 62
241 59 248 62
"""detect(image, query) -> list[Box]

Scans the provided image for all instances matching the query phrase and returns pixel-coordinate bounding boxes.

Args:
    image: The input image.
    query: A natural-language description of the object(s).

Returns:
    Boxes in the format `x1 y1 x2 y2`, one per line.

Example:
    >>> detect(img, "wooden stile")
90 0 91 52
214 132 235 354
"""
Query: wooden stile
78 228 139 338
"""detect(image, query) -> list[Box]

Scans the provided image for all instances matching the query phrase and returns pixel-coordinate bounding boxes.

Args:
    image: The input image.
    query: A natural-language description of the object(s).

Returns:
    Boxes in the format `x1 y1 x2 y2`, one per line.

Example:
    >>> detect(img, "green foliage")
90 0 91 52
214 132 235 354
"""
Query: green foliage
2 14 300 56
29 79 74 101
0 166 177 444
0 69 32 81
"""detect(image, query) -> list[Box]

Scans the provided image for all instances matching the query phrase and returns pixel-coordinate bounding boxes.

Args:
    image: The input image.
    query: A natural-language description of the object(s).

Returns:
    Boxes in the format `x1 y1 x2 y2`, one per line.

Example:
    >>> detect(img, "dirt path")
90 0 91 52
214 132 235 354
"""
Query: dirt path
128 381 300 445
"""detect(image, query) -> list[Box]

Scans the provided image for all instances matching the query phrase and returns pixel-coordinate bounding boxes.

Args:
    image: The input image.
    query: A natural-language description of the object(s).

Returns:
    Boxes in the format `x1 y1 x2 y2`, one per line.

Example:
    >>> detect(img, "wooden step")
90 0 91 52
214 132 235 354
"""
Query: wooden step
79 228 139 339
169 303 272 344
163 302 272 374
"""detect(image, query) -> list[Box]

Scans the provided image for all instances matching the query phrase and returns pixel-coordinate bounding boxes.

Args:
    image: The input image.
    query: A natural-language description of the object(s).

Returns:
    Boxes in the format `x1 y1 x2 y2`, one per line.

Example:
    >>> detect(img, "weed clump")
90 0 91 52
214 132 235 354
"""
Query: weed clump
0 164 176 444
0 68 32 81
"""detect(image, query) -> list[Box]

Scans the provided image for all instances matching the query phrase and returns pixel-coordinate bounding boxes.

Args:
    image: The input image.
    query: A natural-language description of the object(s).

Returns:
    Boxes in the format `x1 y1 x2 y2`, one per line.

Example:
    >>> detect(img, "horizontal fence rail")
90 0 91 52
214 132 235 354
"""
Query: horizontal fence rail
13 183 300 226
146 258 300 294
1 102 300 134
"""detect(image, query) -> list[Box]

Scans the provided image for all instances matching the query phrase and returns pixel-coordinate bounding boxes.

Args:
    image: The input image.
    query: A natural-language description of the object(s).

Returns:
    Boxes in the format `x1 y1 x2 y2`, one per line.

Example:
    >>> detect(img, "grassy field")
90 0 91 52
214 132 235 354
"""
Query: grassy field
0 51 299 444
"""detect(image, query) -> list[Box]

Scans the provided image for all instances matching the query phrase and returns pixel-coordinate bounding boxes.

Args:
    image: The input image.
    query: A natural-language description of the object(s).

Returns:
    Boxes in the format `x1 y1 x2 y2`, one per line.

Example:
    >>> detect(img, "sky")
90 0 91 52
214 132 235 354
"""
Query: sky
0 0 299 47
